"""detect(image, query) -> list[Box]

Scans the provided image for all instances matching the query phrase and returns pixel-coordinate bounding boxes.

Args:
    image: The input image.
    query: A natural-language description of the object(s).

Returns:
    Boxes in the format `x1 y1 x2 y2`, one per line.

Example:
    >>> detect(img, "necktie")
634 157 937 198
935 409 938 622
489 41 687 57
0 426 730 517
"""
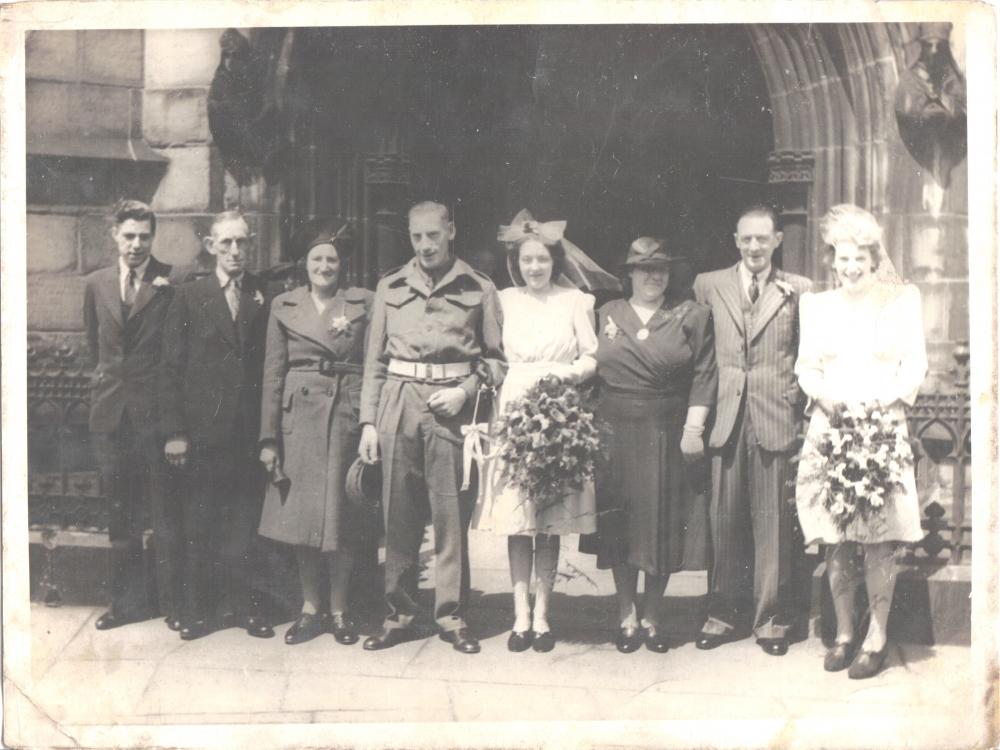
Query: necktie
123 269 137 306
226 277 241 321
749 273 759 304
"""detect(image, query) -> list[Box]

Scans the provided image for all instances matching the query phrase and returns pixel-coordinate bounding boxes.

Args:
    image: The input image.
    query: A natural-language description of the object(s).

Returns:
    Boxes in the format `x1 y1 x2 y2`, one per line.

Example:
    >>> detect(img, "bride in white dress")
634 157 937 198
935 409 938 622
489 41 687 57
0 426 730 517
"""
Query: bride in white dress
795 204 927 679
470 210 606 654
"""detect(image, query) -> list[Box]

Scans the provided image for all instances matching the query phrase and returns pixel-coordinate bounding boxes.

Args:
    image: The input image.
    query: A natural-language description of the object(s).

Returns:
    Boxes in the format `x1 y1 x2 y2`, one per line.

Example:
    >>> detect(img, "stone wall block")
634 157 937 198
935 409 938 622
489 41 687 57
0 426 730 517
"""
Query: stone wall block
78 213 117 273
27 275 87 331
145 30 222 89
151 146 217 212
143 89 209 146
152 215 211 269
81 30 142 86
27 213 78 274
26 81 75 136
77 84 132 139
26 30 79 82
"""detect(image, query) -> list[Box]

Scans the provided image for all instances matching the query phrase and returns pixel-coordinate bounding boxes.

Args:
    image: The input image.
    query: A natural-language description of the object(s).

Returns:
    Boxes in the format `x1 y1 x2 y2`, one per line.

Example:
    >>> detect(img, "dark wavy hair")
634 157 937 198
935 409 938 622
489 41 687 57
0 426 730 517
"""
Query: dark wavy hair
112 199 156 234
505 237 568 287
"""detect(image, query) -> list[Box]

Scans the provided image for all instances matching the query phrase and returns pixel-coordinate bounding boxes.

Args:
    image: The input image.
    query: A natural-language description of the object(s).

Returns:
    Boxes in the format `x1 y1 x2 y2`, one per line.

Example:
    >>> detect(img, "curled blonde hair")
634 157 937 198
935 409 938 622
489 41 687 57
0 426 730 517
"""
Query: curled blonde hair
819 204 885 270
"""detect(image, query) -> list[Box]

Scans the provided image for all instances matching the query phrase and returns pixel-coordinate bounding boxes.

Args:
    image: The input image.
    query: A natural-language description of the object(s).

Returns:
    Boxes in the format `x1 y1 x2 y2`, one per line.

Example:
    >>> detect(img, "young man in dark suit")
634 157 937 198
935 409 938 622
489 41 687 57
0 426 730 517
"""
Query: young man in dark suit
84 200 183 631
160 210 274 640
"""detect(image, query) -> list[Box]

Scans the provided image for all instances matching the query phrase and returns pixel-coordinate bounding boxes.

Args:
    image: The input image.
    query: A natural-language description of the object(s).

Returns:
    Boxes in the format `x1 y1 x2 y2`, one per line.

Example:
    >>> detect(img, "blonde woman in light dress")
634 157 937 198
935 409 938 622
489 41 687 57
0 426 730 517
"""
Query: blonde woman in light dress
794 204 927 679
471 210 608 654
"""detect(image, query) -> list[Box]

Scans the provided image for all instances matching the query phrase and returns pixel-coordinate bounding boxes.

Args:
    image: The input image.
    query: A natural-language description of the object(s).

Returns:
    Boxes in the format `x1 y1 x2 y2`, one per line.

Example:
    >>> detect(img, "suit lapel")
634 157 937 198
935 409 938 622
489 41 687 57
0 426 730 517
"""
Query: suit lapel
97 266 125 328
280 287 335 353
716 264 745 334
749 273 789 343
127 258 168 321
235 273 262 349
205 275 240 351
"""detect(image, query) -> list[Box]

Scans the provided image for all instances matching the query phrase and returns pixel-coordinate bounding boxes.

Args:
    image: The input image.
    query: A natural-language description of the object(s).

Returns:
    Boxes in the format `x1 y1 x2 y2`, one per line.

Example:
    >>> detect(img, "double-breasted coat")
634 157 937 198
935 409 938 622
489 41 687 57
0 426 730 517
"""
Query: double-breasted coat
257 285 373 551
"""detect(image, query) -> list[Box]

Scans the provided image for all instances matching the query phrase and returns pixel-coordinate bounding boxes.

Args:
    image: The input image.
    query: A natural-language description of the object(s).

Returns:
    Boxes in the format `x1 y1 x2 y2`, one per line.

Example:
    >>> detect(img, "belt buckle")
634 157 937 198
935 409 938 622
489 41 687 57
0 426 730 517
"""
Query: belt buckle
319 359 334 376
423 363 434 380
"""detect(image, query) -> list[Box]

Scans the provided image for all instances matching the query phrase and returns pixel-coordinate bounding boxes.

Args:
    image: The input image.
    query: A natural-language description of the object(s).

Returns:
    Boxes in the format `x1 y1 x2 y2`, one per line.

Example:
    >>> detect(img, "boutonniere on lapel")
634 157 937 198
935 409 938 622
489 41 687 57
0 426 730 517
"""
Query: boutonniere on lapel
151 276 170 289
330 315 351 335
774 278 795 298
252 290 265 306
604 316 619 340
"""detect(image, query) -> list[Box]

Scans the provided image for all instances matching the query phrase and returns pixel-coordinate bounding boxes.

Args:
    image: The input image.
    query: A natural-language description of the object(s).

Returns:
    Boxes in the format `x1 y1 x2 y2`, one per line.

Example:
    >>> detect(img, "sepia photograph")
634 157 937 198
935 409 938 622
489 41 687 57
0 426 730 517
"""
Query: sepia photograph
1 1 996 748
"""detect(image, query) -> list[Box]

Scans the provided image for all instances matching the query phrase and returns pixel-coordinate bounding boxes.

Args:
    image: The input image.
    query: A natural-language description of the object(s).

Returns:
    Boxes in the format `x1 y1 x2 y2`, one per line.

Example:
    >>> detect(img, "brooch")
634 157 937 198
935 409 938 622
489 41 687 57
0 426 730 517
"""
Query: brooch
151 276 170 289
330 315 351 334
253 290 265 305
604 316 619 340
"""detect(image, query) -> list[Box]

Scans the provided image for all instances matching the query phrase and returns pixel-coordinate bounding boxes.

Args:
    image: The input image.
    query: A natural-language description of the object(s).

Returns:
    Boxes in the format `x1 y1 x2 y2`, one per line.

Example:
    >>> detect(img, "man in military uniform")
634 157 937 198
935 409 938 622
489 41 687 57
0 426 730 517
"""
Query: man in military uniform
359 201 505 653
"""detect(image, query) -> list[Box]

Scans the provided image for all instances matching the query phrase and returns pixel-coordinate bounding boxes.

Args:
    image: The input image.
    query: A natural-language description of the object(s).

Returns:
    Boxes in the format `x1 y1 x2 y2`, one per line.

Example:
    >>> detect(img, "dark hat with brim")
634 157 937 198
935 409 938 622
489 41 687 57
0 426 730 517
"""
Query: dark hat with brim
288 220 351 263
345 457 382 513
621 237 685 269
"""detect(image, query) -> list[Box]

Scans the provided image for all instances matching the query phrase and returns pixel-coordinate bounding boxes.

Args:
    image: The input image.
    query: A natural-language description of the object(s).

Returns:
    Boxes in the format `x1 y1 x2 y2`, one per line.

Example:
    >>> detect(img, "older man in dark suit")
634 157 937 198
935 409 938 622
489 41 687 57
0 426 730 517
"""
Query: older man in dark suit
693 205 812 657
160 210 274 640
84 200 183 631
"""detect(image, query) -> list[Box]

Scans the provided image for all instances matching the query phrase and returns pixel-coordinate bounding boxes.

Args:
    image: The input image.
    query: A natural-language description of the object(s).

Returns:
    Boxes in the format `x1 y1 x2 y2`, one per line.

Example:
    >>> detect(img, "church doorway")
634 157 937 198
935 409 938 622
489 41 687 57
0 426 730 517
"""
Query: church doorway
280 26 774 287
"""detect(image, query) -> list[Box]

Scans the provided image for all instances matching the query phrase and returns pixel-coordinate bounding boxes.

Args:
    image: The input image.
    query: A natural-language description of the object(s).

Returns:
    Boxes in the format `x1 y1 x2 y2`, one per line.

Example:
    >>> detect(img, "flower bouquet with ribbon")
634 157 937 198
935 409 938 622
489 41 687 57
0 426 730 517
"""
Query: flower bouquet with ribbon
809 401 914 534
492 375 602 512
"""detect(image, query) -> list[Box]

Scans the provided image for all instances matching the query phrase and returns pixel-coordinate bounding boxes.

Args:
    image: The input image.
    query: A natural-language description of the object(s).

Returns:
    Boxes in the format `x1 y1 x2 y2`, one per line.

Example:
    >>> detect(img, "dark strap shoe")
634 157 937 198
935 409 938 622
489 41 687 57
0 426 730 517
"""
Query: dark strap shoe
164 616 183 632
824 641 858 672
363 627 418 651
532 631 555 653
285 613 324 645
645 626 670 653
756 637 789 656
439 627 480 654
616 625 643 653
848 646 888 679
328 613 359 645
507 630 534 652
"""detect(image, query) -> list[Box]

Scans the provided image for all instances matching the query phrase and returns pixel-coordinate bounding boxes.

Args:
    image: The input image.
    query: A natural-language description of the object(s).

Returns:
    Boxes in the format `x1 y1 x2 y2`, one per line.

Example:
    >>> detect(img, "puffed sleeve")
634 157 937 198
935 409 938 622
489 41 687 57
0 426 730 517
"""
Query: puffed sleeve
882 285 928 407
258 303 288 446
559 291 598 384
684 302 717 408
794 292 827 402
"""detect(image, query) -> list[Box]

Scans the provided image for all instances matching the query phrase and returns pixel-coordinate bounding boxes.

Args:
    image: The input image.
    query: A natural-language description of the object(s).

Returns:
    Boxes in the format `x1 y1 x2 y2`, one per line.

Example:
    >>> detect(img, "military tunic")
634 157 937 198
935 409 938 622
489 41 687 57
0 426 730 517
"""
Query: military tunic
361 256 506 631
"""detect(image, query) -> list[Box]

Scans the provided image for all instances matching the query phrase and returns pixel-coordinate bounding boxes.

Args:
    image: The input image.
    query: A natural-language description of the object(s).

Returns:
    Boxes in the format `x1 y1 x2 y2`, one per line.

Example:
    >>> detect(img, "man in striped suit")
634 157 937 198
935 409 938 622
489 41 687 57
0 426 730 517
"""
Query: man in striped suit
692 205 811 656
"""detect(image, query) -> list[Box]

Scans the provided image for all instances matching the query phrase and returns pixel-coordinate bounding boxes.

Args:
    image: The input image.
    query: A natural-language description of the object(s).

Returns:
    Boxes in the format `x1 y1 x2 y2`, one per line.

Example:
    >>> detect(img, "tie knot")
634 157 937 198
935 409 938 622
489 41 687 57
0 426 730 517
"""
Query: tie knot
229 276 241 291
751 273 758 282
128 269 137 282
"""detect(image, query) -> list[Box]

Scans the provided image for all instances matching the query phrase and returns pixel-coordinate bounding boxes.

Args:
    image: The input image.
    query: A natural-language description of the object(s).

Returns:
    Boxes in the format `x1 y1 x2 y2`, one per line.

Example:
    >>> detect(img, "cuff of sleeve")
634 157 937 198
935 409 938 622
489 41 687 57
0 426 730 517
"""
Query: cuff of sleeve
459 376 478 401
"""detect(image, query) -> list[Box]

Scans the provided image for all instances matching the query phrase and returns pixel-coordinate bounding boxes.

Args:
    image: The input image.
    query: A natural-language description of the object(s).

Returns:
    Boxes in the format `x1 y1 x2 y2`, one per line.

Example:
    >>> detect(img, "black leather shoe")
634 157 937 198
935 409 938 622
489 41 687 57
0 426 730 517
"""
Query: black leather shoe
507 630 534 652
363 628 417 651
695 631 742 650
179 619 212 641
757 637 789 656
616 625 643 653
824 641 858 672
285 613 324 645
532 631 555 653
94 610 144 630
164 616 182 632
645 626 670 653
439 628 481 654
328 613 359 645
245 615 275 639
848 646 888 679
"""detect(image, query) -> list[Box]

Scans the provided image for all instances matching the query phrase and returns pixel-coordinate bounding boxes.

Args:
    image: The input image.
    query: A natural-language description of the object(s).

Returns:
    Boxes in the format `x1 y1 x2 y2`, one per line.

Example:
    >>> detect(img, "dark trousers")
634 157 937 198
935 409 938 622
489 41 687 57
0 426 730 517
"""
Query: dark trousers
705 400 798 639
376 379 475 632
91 417 164 618
177 440 266 623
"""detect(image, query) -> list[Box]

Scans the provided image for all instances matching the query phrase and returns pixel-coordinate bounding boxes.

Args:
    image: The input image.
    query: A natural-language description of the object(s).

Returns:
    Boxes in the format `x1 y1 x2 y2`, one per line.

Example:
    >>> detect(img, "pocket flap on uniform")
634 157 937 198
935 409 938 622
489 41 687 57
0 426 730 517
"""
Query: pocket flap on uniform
385 287 418 309
444 290 483 309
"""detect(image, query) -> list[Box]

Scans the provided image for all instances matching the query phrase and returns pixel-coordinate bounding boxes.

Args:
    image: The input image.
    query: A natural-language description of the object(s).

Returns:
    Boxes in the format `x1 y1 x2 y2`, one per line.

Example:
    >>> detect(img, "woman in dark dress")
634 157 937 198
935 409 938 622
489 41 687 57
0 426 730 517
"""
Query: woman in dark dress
258 228 372 645
590 237 717 653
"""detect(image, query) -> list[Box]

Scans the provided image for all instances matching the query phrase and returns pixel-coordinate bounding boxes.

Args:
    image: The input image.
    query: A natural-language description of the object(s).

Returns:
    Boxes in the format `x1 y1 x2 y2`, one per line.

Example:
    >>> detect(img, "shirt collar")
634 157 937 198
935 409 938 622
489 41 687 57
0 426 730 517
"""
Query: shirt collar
216 265 244 289
404 256 465 293
119 257 150 283
738 261 772 292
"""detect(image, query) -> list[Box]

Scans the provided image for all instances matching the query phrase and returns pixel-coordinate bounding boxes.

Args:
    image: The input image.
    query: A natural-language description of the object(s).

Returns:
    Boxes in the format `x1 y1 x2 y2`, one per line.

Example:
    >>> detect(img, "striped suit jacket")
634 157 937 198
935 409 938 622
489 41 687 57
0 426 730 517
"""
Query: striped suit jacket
693 263 812 453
